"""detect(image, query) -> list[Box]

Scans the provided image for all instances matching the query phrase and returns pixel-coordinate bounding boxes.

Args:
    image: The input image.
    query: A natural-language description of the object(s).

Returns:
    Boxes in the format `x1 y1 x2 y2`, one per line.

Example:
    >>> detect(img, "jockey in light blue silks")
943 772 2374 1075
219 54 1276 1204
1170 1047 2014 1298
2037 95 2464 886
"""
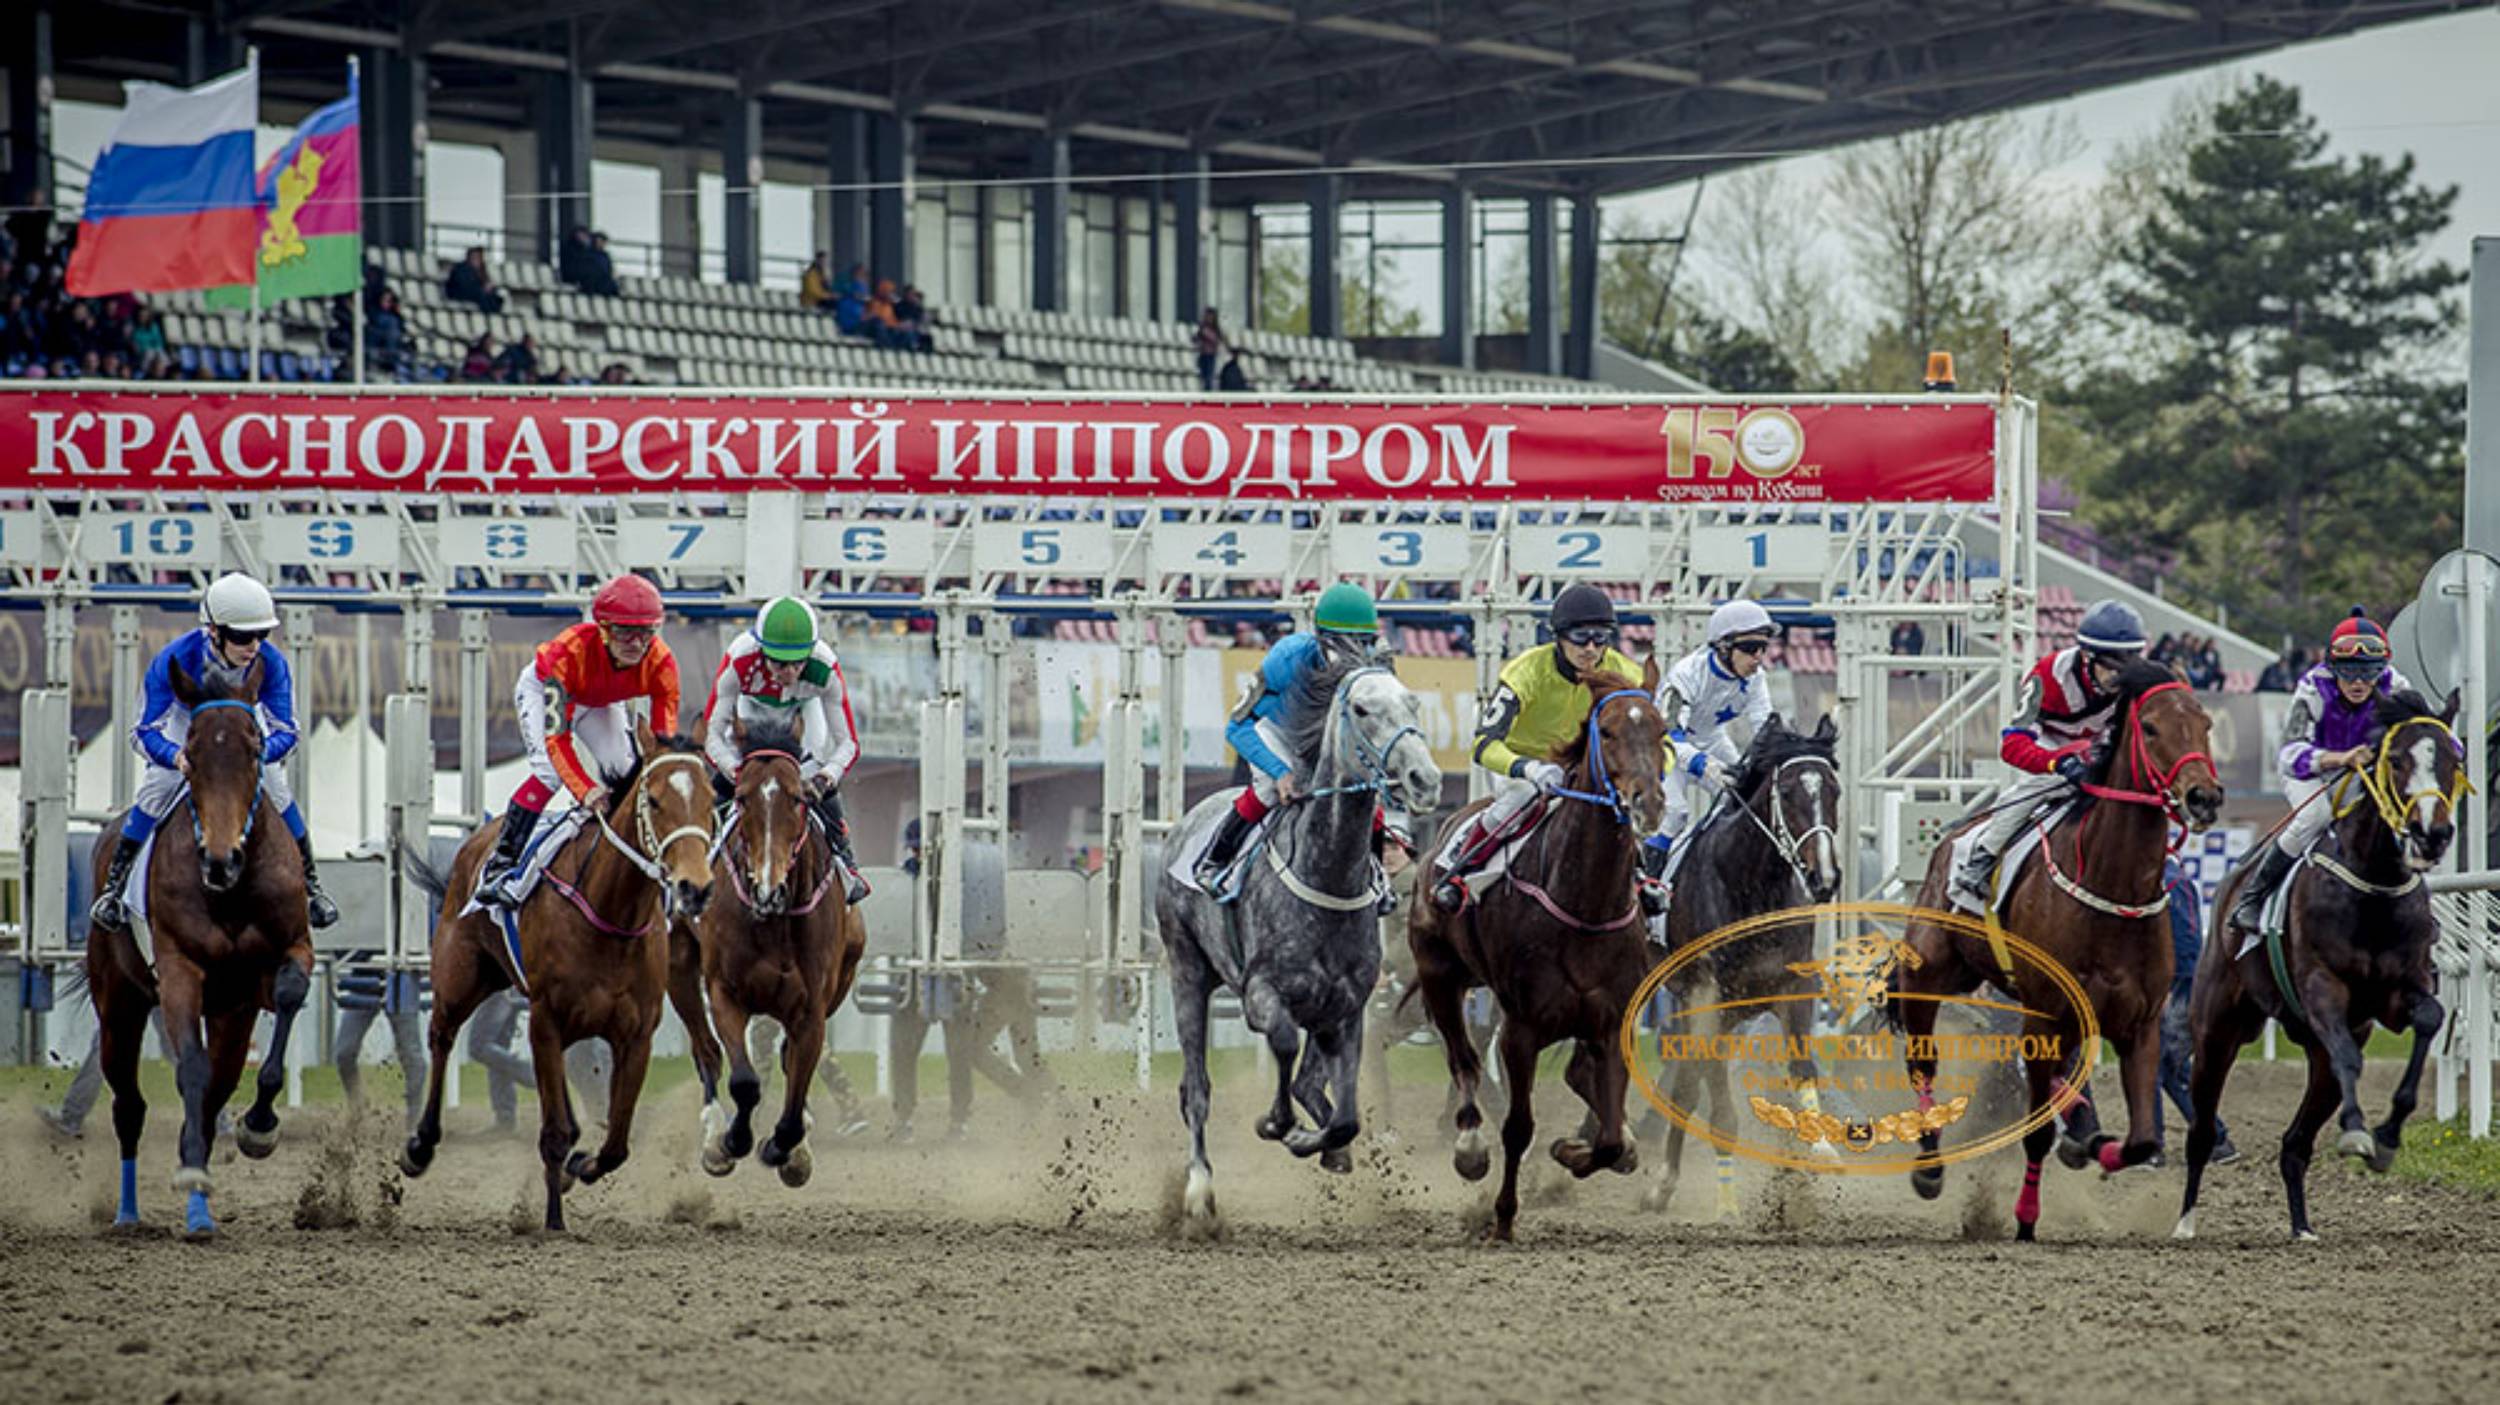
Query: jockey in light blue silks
88 572 337 932
1636 599 1779 915
1195 582 1401 915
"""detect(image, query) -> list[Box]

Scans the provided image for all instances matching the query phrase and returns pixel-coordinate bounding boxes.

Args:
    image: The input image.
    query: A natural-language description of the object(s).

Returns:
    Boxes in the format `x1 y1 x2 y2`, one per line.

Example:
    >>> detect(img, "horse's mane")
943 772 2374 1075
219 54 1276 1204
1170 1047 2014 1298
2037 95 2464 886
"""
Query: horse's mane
2084 659 2187 786
1551 667 1645 773
1280 650 1363 770
736 713 806 761
611 732 704 815
2371 687 2437 732
1734 715 1836 796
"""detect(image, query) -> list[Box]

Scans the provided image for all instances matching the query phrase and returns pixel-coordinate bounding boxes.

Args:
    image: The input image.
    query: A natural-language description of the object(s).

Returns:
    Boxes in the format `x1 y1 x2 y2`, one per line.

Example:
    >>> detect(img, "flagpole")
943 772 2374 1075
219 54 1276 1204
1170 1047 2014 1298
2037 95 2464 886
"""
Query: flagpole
349 56 366 388
246 46 263 386
249 277 263 383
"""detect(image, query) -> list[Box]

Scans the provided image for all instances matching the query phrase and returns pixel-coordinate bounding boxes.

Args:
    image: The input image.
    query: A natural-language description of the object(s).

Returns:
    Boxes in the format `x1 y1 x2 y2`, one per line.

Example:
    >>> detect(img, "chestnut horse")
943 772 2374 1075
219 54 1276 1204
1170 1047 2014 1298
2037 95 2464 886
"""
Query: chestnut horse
1407 663 1668 1240
687 720 868 1187
2176 689 2463 1242
86 656 315 1238
1897 661 2222 1240
399 723 716 1231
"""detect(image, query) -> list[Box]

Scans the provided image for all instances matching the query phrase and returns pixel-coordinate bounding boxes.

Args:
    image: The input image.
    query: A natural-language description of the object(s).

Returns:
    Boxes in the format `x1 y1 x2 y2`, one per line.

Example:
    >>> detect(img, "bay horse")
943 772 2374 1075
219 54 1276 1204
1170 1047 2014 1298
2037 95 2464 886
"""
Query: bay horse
687 719 868 1187
86 655 315 1237
398 721 716 1232
1407 662 1668 1241
1647 714 1843 1216
2175 689 2464 1241
1157 661 1441 1223
1896 660 2223 1240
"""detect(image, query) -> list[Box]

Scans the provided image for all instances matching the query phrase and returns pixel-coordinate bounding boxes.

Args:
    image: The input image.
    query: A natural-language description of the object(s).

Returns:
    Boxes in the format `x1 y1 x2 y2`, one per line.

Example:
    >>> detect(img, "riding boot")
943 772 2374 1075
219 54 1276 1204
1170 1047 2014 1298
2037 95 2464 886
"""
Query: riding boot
1637 839 1672 917
89 834 144 930
1430 819 1496 913
1195 807 1256 896
815 789 871 904
1949 842 1998 912
295 832 339 929
479 808 542 908
2230 843 2298 935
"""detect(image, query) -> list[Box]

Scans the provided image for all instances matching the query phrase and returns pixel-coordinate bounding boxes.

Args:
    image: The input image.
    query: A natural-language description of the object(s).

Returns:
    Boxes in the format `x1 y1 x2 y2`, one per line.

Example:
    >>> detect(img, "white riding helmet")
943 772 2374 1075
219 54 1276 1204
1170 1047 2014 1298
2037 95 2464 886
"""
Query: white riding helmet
201 573 279 632
1706 599 1775 644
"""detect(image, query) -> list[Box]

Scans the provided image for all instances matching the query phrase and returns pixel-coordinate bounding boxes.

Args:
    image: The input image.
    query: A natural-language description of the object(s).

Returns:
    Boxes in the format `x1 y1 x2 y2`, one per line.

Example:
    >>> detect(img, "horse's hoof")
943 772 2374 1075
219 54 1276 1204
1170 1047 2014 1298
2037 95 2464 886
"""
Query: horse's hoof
2294 1227 2320 1244
1283 1128 1328 1158
2054 1134 2097 1171
1319 1148 1353 1175
2015 1221 2037 1244
2367 1137 2399 1175
1910 1165 1945 1201
2172 1211 2198 1241
1183 1166 1217 1220
2335 1129 2375 1163
234 1121 279 1160
757 1136 790 1170
776 1142 813 1189
699 1144 736 1177
562 1151 596 1190
399 1140 434 1179
1549 1137 1590 1174
1640 1181 1675 1213
1453 1128 1490 1182
1254 1113 1291 1142
1610 1143 1640 1176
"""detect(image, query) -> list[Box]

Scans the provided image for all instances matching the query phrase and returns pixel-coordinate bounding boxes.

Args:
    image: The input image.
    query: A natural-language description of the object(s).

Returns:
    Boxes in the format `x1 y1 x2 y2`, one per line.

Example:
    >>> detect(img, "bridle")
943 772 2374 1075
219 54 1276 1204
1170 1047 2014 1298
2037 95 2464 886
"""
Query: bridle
1255 666 1432 913
185 698 266 866
2076 680 2215 825
541 751 714 937
1728 752 1841 898
717 749 840 917
1548 688 1658 827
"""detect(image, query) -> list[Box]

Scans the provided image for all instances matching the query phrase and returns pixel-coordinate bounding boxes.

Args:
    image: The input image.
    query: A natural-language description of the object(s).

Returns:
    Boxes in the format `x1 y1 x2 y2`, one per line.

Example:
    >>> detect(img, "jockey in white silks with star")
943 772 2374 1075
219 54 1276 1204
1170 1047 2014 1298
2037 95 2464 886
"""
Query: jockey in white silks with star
1635 599 1778 914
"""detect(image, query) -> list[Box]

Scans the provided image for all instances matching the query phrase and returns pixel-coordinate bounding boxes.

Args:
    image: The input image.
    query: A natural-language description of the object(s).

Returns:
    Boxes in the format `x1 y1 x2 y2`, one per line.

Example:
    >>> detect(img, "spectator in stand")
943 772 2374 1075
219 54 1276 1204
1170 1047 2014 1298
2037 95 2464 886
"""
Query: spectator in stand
1890 618 1926 657
2256 646 2306 693
367 291 406 377
583 232 621 297
1194 307 1229 391
128 307 166 361
0 292 42 365
832 263 869 334
445 247 505 314
48 300 101 362
892 284 933 352
559 226 596 289
2149 633 2179 669
800 253 833 311
1217 352 1252 392
865 279 907 349
597 361 636 386
459 334 498 382
495 332 541 384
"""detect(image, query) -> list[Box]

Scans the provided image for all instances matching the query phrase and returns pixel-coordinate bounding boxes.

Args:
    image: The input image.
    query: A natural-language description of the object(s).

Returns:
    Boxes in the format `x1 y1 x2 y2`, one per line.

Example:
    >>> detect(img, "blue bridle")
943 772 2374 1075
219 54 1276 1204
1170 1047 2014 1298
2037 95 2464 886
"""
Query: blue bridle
1305 666 1430 812
186 698 266 854
1546 688 1656 827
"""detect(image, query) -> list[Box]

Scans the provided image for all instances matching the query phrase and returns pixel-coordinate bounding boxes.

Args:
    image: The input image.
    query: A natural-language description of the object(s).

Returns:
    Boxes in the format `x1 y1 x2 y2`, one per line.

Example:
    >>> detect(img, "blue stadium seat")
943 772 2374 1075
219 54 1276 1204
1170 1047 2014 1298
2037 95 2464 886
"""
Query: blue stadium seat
276 353 302 382
177 345 200 373
215 347 243 379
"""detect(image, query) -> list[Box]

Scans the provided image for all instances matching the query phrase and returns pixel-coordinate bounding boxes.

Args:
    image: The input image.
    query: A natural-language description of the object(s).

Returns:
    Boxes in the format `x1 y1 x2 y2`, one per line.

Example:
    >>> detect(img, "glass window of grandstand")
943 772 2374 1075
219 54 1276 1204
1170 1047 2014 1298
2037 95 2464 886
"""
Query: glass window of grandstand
1214 207 1253 333
1123 199 1153 324
913 195 948 304
990 187 1030 312
594 160 663 277
946 185 982 309
424 142 506 265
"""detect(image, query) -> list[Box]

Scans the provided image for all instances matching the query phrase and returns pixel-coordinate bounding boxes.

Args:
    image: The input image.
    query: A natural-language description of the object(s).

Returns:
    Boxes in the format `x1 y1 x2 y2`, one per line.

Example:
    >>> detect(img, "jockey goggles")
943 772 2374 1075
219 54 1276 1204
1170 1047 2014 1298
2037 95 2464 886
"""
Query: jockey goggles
1558 625 1618 648
1725 636 1772 656
215 625 271 648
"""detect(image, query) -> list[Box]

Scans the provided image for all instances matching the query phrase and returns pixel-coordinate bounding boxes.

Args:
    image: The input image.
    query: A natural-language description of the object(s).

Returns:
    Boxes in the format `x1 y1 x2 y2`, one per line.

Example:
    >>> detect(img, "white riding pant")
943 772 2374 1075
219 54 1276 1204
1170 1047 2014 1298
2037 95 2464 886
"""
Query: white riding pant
1440 774 1541 869
132 756 296 821
2274 774 2335 858
1971 771 2074 858
1244 718 1296 808
513 658 638 799
1658 763 1729 847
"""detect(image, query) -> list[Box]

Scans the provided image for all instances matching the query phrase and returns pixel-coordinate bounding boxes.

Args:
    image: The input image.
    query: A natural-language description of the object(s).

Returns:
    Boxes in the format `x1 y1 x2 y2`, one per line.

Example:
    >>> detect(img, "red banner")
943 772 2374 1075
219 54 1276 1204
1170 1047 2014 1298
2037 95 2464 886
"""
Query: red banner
0 391 1997 503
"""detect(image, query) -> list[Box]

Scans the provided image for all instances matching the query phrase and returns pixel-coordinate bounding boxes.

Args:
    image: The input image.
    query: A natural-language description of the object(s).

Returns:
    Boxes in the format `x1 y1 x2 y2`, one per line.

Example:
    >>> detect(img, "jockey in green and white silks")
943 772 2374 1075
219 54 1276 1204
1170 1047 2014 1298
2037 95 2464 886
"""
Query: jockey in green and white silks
1635 599 1778 916
700 596 870 904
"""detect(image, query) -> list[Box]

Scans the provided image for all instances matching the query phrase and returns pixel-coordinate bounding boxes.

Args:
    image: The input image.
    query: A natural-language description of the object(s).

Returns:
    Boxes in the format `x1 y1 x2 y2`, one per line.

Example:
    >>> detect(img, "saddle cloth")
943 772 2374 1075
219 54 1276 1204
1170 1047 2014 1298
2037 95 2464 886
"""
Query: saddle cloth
1166 788 1388 908
1945 798 2077 920
2234 852 2305 961
1446 794 1556 902
458 807 592 920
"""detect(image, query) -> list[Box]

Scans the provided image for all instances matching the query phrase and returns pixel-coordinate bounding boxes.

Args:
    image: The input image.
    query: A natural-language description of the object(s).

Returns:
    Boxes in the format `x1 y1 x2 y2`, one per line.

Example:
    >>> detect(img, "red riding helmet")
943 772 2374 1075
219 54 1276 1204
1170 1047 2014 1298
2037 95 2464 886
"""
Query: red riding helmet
591 573 664 627
2326 606 2389 681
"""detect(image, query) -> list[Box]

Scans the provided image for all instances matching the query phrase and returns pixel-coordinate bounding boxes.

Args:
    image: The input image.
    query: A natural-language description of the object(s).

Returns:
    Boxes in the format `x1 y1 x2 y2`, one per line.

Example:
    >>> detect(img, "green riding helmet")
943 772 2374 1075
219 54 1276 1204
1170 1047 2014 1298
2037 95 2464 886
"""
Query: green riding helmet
1314 582 1379 635
755 596 820 663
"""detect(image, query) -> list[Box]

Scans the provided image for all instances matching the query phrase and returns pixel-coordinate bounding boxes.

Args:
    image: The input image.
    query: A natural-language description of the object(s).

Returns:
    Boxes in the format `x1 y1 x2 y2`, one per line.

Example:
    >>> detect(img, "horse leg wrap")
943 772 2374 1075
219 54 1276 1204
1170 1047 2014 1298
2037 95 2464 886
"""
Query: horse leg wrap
2014 1160 2043 1227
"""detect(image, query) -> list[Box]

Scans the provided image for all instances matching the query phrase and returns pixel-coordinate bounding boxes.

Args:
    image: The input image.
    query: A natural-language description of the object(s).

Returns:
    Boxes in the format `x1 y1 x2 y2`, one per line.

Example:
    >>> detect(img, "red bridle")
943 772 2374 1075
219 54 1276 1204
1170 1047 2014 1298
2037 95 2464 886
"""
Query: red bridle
725 749 836 916
2077 680 2215 823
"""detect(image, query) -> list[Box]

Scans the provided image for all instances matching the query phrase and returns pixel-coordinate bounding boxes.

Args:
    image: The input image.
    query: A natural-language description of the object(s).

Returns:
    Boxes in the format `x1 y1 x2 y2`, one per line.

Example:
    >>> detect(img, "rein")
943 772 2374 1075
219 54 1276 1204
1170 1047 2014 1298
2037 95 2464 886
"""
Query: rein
542 752 713 939
1252 667 1428 912
2050 681 2213 918
1548 689 1656 825
721 751 842 917
1728 754 1840 897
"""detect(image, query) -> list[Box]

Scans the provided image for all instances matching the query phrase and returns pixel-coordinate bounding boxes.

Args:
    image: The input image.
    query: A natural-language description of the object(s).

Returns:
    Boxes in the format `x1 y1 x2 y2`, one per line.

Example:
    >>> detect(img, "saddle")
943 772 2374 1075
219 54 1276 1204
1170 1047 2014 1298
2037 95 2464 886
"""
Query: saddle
1945 797 2080 920
1439 794 1555 904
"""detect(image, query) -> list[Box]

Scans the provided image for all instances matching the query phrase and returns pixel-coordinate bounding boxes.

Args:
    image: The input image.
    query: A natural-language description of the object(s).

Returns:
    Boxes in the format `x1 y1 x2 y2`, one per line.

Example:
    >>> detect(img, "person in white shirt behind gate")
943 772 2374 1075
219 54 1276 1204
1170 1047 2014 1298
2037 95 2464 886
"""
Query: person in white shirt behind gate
701 595 870 905
1948 599 2150 914
1637 599 1779 915
88 572 337 932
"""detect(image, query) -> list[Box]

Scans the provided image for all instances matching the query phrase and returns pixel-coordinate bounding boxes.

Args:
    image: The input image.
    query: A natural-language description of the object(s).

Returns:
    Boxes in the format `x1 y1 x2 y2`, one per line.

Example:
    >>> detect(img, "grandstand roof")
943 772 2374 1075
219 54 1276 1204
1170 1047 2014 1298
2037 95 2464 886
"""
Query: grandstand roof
59 1 2474 200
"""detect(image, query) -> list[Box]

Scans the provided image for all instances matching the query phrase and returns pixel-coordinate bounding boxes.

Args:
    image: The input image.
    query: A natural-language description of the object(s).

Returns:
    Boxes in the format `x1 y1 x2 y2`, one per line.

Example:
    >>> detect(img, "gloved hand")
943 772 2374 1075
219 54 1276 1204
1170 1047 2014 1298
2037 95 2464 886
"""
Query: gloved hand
1524 761 1567 794
1702 756 1732 789
2053 754 2089 786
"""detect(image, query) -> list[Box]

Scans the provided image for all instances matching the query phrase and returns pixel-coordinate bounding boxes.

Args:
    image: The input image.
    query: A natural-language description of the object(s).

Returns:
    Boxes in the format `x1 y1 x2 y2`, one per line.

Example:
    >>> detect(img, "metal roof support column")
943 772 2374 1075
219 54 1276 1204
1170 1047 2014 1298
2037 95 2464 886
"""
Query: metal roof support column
722 95 763 285
826 109 870 279
363 47 428 252
1527 196 1560 376
870 111 914 285
2 4 53 219
1145 165 1165 323
1440 186 1475 369
179 10 245 86
1174 153 1208 324
1567 193 1600 381
532 64 596 260
1030 133 1070 312
1308 172 1342 341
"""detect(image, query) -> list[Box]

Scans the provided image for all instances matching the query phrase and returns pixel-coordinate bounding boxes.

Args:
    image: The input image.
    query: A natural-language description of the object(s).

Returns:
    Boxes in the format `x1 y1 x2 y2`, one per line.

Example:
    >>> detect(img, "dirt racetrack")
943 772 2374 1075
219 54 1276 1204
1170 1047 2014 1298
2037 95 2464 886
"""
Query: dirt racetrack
5 1056 2498 1405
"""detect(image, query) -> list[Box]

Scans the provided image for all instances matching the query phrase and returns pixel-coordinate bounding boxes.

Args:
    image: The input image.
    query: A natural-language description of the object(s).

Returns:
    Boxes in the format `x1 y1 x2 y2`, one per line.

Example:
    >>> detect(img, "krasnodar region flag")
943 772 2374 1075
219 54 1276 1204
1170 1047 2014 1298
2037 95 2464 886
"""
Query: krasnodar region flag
65 59 261 296
206 70 363 307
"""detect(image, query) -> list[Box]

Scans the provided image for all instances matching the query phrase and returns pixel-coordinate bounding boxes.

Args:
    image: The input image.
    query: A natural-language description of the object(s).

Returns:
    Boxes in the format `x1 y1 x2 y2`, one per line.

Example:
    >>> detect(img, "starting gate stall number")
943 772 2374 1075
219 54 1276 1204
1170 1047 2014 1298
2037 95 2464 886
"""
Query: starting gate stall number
259 515 404 570
436 517 579 572
0 510 43 566
1330 522 1470 577
80 511 222 568
1150 522 1290 578
1688 523 1835 580
972 520 1117 576
617 517 746 571
801 517 939 574
1511 524 1646 578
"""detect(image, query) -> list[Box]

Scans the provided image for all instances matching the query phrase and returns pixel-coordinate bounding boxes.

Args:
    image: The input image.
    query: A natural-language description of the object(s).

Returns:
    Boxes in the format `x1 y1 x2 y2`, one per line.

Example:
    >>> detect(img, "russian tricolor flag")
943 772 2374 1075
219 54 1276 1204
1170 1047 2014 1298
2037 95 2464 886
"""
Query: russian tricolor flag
65 60 260 297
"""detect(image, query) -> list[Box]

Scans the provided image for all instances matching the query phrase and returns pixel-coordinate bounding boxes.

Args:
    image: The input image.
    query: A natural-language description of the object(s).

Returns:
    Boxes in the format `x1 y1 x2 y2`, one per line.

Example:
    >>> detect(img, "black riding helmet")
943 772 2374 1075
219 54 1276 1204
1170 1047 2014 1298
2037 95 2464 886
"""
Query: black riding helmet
1548 583 1617 639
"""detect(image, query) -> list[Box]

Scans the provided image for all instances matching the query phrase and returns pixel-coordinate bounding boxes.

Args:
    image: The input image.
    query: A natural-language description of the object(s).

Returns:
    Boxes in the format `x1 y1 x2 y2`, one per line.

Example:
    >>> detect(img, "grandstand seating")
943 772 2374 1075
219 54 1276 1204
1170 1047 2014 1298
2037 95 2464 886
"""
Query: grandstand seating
142 246 1587 399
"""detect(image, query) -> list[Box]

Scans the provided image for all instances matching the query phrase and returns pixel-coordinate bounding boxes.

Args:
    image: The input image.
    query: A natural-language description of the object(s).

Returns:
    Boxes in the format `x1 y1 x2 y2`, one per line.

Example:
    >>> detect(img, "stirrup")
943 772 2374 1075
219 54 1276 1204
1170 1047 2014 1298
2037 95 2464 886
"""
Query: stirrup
306 888 339 929
1430 874 1469 913
1638 876 1670 917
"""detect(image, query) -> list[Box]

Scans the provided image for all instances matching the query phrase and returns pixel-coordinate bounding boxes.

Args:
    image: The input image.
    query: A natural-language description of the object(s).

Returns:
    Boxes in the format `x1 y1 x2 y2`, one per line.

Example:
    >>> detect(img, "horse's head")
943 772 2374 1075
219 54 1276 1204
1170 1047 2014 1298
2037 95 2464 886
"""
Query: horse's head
1327 666 1442 821
621 719 717 924
1737 712 1843 902
2364 689 2464 871
170 653 267 892
727 715 811 917
2100 661 2224 829
1561 661 1668 835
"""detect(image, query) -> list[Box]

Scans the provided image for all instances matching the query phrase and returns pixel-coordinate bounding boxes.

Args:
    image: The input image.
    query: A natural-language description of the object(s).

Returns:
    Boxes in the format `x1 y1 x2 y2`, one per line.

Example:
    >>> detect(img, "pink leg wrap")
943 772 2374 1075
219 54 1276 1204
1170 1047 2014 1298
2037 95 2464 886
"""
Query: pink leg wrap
2097 1140 2128 1174
2014 1160 2043 1226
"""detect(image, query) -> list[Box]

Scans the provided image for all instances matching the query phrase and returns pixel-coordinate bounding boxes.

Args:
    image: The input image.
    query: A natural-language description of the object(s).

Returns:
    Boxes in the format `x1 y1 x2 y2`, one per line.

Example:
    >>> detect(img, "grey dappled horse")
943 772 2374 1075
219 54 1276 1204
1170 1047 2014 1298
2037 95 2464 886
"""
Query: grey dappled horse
1157 663 1441 1223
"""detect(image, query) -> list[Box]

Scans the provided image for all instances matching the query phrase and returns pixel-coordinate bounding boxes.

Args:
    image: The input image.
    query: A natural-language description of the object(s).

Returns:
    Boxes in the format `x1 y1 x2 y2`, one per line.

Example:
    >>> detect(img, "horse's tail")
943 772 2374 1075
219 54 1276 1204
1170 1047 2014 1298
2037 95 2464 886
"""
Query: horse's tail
396 839 450 905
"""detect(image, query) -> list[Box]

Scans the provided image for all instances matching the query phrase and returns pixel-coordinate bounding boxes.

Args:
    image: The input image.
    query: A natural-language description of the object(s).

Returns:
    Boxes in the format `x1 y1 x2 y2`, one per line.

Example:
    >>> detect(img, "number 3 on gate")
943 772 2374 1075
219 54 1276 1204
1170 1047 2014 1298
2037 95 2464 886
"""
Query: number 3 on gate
1329 523 1465 577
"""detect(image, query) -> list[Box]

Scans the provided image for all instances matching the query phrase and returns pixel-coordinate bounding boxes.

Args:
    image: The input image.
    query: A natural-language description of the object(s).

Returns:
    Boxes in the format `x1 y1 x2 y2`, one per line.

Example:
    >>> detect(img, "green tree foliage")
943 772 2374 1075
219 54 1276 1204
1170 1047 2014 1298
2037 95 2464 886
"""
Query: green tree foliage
1597 210 1801 392
2074 75 2465 641
1256 241 1426 337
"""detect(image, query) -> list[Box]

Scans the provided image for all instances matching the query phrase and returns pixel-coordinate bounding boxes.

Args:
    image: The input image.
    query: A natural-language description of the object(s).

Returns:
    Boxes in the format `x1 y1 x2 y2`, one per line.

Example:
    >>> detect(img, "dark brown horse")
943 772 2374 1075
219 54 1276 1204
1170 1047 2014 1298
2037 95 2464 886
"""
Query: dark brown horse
87 656 314 1237
399 722 716 1231
2175 689 2463 1242
1897 661 2223 1240
1407 662 1668 1240
686 721 868 1187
